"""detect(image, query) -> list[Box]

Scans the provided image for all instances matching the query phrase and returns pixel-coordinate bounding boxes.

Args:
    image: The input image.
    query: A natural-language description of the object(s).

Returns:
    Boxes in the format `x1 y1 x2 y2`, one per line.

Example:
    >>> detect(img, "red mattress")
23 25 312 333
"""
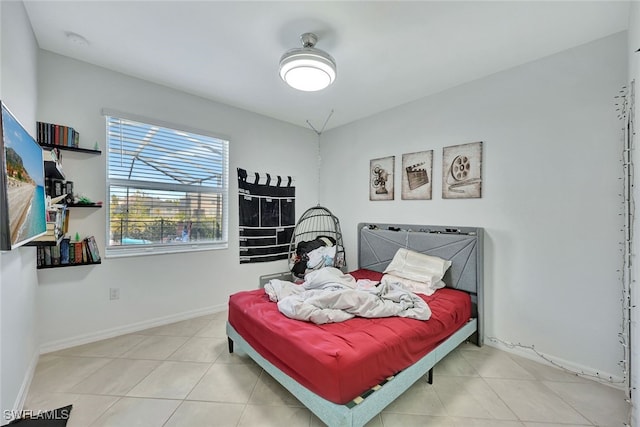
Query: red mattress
227 269 471 404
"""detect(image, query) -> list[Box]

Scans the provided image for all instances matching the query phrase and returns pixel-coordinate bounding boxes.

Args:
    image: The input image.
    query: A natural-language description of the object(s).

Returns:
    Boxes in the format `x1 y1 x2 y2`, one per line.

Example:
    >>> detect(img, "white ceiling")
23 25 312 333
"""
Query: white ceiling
23 1 630 132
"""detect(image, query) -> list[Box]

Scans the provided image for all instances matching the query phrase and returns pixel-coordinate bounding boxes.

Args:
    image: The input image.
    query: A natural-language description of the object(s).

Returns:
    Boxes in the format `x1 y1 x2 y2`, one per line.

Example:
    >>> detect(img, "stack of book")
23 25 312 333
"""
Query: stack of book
37 236 101 267
37 121 79 148
32 205 68 243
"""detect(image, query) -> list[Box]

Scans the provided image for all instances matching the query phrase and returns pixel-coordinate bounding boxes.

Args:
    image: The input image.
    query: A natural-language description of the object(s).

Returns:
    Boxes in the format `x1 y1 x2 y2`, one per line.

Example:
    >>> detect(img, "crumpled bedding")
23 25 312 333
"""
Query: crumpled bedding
264 267 431 324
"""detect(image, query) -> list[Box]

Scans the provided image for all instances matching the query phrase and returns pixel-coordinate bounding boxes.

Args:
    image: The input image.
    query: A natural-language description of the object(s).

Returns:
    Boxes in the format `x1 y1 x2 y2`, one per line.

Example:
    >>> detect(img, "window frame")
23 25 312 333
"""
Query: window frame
103 109 229 258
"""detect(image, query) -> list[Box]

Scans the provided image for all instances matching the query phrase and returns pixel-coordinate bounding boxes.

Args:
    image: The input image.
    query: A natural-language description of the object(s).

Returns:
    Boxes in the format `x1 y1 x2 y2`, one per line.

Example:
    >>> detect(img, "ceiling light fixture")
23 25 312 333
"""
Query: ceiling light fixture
65 31 89 47
279 33 336 92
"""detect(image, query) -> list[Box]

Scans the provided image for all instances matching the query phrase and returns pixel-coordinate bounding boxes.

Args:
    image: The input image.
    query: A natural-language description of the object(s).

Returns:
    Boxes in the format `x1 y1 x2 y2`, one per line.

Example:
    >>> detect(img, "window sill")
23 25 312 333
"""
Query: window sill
105 242 228 258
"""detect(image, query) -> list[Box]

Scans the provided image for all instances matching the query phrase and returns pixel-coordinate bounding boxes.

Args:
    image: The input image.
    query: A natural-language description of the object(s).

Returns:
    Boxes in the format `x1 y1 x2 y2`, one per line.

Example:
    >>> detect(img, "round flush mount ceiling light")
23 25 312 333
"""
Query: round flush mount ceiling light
279 33 336 92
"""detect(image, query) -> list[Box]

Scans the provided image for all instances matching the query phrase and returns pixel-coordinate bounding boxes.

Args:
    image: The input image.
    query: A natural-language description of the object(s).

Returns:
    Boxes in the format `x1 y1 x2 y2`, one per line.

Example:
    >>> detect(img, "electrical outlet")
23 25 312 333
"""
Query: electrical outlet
109 288 120 300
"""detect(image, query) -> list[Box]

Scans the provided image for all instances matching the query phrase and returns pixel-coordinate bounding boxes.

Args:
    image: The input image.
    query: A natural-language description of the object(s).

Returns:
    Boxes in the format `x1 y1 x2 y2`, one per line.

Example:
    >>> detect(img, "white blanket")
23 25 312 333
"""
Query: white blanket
264 267 431 324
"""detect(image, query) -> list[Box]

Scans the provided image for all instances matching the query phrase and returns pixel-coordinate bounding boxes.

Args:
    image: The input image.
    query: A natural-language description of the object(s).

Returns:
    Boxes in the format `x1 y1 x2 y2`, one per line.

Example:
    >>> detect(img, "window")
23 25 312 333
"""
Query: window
105 112 228 257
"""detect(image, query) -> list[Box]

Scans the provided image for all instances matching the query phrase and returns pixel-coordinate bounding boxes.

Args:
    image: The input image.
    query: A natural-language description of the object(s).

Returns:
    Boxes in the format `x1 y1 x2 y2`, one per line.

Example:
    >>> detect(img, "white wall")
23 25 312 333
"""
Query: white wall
628 2 639 424
0 1 41 422
35 51 319 350
319 33 627 382
2 2 632 419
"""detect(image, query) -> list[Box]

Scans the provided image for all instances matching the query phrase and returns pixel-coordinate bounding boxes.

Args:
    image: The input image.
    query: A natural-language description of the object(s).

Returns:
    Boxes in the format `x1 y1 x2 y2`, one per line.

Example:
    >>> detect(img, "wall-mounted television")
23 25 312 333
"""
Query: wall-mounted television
0 101 46 250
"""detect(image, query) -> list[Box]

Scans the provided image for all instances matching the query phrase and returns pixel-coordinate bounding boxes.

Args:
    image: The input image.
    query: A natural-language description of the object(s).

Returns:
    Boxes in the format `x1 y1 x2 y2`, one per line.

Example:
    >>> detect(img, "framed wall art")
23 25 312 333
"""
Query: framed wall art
402 150 432 200
0 101 47 250
442 141 483 199
369 156 394 201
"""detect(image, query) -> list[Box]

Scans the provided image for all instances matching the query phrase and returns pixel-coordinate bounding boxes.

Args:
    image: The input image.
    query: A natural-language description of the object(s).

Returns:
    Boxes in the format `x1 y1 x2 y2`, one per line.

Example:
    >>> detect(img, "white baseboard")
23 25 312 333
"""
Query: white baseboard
7 349 40 420
39 304 227 354
486 337 627 390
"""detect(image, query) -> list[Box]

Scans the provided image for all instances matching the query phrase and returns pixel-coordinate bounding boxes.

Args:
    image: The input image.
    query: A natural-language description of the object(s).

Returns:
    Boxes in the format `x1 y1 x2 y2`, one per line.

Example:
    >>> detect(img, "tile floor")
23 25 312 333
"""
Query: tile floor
22 311 630 427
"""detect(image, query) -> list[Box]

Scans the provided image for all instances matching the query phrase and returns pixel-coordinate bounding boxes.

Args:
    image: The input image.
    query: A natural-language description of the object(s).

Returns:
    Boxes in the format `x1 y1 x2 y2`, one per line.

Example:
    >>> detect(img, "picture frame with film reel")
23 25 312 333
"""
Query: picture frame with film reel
442 141 483 199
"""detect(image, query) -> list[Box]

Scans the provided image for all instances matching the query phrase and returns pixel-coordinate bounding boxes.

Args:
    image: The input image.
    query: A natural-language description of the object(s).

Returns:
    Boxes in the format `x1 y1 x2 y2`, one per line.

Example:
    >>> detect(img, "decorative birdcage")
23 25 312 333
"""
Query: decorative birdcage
288 205 346 278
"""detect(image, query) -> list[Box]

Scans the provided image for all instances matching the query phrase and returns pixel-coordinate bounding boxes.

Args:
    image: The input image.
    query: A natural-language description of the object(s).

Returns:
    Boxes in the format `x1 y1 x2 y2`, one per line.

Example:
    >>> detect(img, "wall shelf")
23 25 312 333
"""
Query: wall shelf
37 261 101 270
24 236 63 247
39 143 101 155
34 123 103 268
44 160 65 180
67 203 102 208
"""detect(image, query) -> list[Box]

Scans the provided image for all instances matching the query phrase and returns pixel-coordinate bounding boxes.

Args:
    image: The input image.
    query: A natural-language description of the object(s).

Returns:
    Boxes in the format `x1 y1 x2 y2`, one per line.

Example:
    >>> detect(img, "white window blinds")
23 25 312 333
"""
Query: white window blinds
105 113 228 257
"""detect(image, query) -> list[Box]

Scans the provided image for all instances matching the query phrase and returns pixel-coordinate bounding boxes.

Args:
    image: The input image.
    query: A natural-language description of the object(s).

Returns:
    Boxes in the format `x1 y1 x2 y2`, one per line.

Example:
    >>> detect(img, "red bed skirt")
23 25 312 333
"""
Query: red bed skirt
228 269 471 404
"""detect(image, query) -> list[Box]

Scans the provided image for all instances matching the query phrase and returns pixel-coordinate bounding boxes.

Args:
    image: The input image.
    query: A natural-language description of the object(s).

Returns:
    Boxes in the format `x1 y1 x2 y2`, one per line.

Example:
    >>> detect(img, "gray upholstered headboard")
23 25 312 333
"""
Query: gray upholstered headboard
358 223 484 344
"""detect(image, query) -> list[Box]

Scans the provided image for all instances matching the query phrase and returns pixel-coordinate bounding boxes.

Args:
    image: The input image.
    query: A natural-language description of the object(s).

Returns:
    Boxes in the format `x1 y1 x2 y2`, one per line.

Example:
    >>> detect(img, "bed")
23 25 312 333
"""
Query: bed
226 223 484 427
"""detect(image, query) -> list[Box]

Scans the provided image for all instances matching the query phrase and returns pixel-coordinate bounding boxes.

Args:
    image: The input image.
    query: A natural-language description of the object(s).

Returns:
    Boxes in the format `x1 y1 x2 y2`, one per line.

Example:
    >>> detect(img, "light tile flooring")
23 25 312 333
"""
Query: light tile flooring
24 311 630 427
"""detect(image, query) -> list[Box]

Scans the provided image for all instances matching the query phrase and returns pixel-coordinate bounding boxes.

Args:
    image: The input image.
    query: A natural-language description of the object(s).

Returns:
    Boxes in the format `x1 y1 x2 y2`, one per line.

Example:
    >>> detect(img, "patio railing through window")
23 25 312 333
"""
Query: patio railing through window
110 217 223 246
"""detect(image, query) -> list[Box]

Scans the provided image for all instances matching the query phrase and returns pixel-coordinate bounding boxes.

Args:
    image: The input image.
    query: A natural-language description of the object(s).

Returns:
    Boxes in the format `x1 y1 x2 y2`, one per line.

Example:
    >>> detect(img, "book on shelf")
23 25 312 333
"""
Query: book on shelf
60 238 70 264
33 222 59 242
37 121 79 148
51 245 60 265
69 241 75 264
44 247 51 265
37 235 101 268
85 236 101 263
74 241 83 264
82 240 89 263
36 205 68 243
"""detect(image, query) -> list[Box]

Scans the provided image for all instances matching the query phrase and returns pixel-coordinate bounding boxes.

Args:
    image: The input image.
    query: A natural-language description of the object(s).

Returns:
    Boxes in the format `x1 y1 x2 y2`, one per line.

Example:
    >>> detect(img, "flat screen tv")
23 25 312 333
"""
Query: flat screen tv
0 101 46 250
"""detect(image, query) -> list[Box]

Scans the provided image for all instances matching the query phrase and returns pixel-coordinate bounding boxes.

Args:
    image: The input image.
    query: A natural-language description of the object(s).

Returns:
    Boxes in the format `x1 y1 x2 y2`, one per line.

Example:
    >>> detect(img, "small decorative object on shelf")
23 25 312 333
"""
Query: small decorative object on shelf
70 195 102 207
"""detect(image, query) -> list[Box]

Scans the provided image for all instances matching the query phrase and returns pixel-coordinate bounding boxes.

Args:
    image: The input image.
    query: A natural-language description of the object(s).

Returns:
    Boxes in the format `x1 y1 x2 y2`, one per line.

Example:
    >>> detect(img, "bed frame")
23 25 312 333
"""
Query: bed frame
226 223 484 427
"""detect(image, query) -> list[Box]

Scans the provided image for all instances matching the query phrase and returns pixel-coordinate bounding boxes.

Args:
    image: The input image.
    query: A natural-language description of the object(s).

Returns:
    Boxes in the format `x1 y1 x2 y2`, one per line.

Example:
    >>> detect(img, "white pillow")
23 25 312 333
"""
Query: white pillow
383 248 452 283
381 273 445 296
